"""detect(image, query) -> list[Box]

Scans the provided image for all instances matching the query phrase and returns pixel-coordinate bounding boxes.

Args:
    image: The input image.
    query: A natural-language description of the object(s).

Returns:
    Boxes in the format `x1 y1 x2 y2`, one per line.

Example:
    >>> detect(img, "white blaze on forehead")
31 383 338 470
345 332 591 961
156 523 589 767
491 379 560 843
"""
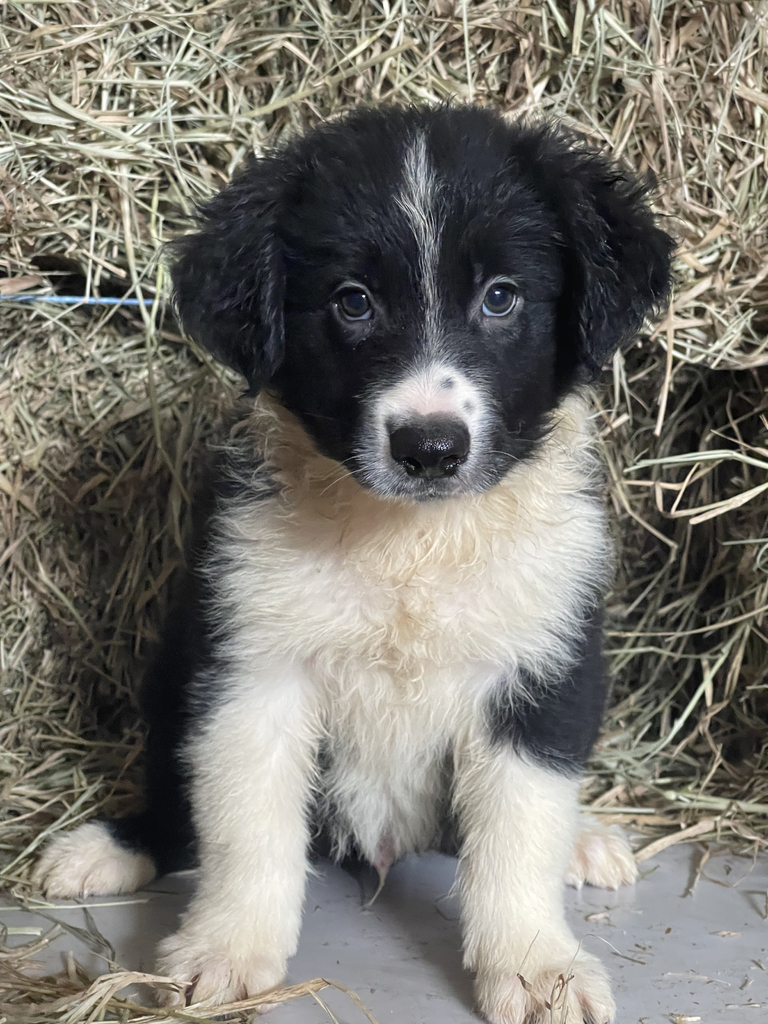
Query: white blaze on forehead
396 132 441 344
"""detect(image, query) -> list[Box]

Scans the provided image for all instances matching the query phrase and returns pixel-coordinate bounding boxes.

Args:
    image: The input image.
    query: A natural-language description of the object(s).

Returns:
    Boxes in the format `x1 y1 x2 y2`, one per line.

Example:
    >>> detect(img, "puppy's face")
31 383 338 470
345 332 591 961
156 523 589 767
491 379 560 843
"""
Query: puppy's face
171 107 673 500
275 133 564 500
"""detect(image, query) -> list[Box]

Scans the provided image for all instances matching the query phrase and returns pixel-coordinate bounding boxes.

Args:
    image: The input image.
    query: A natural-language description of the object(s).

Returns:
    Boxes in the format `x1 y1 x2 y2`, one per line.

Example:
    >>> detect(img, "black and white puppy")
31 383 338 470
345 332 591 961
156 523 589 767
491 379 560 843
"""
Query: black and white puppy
35 106 673 1023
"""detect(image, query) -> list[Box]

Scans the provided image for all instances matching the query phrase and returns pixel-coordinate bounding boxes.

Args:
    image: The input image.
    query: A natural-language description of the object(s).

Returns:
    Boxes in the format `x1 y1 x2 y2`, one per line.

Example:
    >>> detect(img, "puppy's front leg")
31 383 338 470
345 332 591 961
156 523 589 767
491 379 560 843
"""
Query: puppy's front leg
158 661 319 1007
455 739 615 1024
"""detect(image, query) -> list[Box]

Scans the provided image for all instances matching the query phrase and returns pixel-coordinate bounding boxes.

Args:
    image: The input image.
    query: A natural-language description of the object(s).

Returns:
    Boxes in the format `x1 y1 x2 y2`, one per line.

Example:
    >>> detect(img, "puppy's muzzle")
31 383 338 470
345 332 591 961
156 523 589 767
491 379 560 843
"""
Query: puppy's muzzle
389 418 470 479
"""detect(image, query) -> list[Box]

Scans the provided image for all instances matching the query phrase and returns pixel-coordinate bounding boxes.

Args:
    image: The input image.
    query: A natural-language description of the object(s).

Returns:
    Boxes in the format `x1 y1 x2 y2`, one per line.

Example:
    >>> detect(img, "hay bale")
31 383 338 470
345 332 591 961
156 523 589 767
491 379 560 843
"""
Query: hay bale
1 0 767 1014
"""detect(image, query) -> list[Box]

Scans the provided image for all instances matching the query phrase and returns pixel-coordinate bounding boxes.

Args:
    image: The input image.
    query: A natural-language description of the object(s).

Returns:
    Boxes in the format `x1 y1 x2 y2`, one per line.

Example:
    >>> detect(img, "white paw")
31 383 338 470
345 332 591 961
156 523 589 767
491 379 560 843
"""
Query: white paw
157 929 285 1009
32 821 156 898
566 817 637 890
477 948 615 1024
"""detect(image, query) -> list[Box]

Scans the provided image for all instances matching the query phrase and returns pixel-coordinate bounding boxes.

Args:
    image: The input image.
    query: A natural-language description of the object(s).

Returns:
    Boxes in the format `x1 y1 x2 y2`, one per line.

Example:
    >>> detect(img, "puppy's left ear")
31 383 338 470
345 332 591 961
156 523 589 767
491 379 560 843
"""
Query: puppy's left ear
531 128 675 379
167 157 286 394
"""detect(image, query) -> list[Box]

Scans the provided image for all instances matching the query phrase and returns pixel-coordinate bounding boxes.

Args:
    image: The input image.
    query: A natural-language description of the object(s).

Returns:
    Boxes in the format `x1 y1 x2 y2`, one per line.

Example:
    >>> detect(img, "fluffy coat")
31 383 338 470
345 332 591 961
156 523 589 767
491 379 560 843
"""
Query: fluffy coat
34 105 673 1024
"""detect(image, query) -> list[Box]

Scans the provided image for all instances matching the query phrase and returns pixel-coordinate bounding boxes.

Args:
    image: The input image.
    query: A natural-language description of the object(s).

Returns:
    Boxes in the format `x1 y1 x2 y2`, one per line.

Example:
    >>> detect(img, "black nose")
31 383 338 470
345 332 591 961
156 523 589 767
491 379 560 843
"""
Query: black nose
389 419 470 479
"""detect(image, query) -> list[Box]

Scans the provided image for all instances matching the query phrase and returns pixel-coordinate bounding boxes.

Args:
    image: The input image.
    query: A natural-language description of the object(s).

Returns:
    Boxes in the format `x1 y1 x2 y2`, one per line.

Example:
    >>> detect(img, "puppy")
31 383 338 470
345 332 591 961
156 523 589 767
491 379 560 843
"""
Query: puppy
34 105 672 1023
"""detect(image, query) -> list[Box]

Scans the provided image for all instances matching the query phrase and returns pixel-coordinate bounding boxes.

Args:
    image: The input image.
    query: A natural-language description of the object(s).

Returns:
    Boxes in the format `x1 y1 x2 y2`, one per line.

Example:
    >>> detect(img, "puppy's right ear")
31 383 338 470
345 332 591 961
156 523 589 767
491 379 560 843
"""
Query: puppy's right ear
168 158 285 394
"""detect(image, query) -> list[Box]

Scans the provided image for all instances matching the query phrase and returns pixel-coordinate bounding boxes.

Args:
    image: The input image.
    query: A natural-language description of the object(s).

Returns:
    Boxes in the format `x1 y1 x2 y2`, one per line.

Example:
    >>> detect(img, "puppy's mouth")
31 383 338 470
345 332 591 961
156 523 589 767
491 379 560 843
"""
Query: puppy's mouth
393 473 468 501
351 455 482 502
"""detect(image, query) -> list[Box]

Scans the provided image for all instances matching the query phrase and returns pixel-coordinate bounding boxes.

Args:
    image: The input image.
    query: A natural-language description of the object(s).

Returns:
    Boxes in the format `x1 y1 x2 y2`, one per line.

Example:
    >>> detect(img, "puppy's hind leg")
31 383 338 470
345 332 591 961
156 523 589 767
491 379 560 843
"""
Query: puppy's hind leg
32 819 157 899
33 598 200 899
157 659 320 1009
567 815 637 890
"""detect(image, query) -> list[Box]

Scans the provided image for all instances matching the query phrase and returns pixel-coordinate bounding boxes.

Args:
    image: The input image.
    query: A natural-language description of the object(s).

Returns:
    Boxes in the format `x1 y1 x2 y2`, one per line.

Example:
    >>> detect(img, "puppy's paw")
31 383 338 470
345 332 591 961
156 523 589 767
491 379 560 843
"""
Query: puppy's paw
32 822 156 898
566 817 637 890
157 930 285 1010
477 950 615 1024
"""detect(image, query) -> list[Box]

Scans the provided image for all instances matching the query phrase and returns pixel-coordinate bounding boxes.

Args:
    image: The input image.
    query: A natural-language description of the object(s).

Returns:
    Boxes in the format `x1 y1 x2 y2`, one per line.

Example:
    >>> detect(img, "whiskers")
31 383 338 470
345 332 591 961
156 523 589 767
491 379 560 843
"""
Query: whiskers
486 448 523 464
314 457 358 499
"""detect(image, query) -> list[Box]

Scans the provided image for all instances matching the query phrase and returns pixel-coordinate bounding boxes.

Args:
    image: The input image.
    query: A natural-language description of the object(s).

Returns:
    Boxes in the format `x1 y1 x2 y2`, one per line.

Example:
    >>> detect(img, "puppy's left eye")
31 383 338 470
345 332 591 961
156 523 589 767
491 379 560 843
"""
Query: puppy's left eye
337 288 373 321
482 282 518 317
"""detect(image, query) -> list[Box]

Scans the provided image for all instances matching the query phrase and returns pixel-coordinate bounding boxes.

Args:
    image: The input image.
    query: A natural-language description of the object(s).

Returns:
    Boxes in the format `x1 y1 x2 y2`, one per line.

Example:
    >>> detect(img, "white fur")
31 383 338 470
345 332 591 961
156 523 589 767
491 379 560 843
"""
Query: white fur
373 364 483 425
207 394 607 871
455 745 614 1023
222 392 608 690
566 816 638 890
34 393 614 1018
157 659 321 1005
359 361 494 496
31 821 155 897
396 132 441 346
148 393 611 1009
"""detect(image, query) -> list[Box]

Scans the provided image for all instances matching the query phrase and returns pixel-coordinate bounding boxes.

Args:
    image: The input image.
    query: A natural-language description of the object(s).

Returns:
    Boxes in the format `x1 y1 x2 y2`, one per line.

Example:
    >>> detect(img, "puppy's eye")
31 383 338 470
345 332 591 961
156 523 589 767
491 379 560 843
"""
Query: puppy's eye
337 288 372 321
482 282 518 317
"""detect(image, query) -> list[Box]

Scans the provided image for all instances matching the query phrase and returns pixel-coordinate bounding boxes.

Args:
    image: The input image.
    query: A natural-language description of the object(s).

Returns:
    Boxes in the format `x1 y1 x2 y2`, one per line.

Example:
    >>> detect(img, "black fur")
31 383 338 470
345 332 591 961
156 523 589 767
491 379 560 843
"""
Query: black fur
106 590 204 875
487 611 608 775
169 105 674 496
169 162 285 391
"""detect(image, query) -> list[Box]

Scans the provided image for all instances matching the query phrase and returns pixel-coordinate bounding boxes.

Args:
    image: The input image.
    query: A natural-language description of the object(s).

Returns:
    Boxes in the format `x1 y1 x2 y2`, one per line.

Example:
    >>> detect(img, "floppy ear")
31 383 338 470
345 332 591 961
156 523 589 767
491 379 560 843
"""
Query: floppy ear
524 126 675 379
167 157 286 394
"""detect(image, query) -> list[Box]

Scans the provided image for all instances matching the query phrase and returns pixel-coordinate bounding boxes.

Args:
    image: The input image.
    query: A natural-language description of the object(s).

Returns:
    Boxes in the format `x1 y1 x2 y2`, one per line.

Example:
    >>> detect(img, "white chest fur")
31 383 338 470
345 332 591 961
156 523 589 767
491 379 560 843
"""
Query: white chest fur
215 393 607 692
205 395 609 860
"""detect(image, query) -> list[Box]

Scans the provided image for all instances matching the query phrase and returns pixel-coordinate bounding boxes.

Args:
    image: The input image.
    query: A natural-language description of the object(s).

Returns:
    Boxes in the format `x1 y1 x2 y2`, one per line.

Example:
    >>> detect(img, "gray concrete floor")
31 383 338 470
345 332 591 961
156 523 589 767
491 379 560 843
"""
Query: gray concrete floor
3 843 768 1022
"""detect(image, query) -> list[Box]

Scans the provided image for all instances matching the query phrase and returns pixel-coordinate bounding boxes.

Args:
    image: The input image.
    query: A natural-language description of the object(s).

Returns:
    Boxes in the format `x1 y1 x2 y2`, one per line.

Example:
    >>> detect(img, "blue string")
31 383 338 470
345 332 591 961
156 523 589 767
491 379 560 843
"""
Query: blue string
2 294 156 306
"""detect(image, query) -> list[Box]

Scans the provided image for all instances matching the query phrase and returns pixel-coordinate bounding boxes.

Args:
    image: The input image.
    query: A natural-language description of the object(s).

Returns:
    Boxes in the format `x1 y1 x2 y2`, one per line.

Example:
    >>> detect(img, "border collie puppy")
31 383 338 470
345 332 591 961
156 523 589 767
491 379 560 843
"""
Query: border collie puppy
34 105 672 1023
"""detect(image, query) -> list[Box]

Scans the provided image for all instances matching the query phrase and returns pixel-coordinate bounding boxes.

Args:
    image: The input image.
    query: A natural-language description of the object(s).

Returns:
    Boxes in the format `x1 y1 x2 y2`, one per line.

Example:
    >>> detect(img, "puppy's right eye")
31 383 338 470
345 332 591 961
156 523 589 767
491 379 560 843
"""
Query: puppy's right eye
337 288 372 321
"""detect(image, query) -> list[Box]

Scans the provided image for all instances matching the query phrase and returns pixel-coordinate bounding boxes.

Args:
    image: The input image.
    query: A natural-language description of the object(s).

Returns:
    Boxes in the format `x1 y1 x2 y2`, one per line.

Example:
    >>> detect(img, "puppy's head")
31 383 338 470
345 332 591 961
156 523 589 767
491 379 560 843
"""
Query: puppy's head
170 106 673 500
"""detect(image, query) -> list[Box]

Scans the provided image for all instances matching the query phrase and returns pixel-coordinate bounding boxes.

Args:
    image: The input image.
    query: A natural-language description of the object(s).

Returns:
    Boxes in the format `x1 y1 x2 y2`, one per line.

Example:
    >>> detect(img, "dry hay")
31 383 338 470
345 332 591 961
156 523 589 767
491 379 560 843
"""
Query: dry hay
1 0 768 1018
